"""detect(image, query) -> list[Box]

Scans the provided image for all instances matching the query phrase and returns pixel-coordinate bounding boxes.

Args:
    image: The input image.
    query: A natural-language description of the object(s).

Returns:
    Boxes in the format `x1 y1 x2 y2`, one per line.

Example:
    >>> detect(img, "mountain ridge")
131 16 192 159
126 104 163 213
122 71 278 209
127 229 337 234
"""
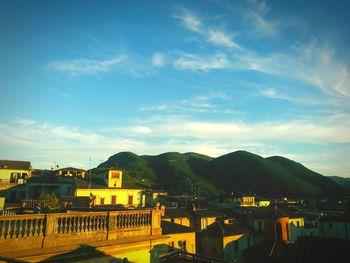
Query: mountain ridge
96 150 349 199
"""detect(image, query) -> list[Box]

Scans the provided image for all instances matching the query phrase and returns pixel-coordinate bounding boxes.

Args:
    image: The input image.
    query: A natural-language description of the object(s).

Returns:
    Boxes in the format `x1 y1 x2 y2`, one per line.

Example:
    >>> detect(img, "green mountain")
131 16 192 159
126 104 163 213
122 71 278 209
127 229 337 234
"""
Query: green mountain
328 176 350 192
267 156 346 198
96 151 349 199
97 151 158 188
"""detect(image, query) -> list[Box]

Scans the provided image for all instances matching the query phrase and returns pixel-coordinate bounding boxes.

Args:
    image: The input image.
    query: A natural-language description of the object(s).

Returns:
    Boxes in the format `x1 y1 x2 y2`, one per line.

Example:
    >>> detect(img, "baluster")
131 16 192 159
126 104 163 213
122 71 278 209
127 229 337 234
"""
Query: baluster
0 221 3 239
9 220 14 238
36 219 41 236
62 218 66 233
3 221 9 238
31 219 37 236
20 220 25 237
97 216 101 230
75 217 79 232
70 217 74 233
79 217 82 232
92 216 95 231
117 215 121 228
26 220 32 237
85 217 88 231
136 214 140 227
57 218 61 233
90 216 94 231
67 217 71 233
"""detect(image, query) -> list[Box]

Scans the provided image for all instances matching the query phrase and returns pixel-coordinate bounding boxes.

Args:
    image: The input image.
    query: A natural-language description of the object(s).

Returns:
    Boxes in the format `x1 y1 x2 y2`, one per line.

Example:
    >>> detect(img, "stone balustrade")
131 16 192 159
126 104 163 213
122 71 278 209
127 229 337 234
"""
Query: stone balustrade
0 208 162 253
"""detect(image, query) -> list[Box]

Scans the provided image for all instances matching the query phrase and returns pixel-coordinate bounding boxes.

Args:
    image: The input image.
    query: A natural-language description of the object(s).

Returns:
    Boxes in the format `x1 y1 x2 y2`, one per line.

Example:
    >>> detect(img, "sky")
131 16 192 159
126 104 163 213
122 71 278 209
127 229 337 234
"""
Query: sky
0 0 349 177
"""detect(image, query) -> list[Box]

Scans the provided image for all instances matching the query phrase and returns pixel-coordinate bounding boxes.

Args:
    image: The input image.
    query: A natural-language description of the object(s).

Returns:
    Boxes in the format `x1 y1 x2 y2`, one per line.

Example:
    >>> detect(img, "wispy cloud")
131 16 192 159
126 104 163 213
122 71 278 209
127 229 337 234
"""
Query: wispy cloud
49 55 126 75
126 114 350 144
175 8 241 50
239 42 350 98
174 53 230 71
179 11 202 33
207 30 240 49
151 52 166 67
140 92 236 114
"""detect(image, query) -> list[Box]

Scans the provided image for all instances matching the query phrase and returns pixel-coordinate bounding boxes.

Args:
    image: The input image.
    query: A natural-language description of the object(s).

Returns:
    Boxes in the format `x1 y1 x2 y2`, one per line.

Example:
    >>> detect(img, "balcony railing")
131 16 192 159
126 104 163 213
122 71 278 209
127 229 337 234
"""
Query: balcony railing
0 208 162 253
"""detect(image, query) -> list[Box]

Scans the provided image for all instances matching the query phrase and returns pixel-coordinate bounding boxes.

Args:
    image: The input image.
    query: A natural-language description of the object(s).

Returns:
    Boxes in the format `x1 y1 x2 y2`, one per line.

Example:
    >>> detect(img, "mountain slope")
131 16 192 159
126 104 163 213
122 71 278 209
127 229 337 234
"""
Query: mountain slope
96 151 349 199
268 156 348 198
143 152 218 197
202 151 321 198
97 151 157 188
328 176 350 192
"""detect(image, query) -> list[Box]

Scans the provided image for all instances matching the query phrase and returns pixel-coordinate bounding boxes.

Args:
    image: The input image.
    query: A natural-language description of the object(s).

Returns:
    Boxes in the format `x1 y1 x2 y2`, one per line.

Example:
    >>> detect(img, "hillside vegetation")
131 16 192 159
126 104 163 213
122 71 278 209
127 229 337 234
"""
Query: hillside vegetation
96 151 349 199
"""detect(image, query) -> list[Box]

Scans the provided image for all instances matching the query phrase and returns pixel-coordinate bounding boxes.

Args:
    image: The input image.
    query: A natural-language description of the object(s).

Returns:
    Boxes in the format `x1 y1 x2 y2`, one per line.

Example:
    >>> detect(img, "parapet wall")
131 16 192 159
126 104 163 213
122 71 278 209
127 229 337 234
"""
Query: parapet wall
0 208 162 253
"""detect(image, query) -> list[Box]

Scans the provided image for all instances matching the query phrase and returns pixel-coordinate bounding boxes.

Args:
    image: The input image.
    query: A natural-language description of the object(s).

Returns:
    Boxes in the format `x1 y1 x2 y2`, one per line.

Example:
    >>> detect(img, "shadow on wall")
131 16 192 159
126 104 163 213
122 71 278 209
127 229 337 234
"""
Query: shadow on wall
38 244 133 263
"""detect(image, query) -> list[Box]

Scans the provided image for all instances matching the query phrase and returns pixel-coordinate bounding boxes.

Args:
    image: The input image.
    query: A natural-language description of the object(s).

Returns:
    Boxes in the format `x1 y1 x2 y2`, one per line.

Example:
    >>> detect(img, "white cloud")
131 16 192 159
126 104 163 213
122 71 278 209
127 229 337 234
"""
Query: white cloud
239 42 350 97
174 53 230 71
49 55 126 75
1 115 350 176
261 88 277 98
151 53 166 67
177 11 203 33
176 9 240 50
247 11 279 36
208 30 240 49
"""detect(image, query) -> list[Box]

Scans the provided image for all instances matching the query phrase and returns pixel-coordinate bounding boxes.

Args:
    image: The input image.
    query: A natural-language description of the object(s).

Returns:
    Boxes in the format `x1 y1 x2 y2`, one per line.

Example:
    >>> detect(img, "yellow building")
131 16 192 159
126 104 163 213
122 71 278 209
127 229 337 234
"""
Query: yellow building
199 220 250 262
161 220 196 254
74 169 146 207
288 216 304 227
256 200 270 207
162 207 192 227
0 160 31 184
192 208 223 230
241 196 255 207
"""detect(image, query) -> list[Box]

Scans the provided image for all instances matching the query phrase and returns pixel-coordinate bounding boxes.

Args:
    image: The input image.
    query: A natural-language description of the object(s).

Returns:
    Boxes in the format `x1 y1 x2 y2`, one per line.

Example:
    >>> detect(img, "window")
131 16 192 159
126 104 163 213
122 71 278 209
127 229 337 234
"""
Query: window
128 195 133 205
111 171 120 179
183 240 187 251
111 195 117 204
297 221 300 227
100 198 105 205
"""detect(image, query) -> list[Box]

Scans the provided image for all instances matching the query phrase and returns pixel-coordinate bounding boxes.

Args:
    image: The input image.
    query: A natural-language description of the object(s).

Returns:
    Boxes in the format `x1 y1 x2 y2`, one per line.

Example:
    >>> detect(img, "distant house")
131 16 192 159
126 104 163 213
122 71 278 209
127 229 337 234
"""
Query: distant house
320 215 350 240
192 208 223 231
24 169 161 208
198 220 250 263
0 160 31 184
54 167 86 178
162 207 192 227
161 220 196 254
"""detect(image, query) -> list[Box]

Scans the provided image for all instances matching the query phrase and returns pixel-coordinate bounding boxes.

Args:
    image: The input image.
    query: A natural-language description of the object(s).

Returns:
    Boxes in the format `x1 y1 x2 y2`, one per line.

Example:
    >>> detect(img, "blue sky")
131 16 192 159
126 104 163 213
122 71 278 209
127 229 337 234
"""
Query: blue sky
0 0 349 177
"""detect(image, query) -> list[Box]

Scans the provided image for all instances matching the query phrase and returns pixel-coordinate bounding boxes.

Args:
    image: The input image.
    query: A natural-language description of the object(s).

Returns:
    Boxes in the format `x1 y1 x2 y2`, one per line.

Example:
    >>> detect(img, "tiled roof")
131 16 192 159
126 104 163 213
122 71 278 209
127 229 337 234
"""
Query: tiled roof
164 208 192 219
73 177 106 189
28 176 74 184
55 167 86 172
0 160 31 170
193 209 223 218
202 220 249 237
320 215 350 222
161 220 195 235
